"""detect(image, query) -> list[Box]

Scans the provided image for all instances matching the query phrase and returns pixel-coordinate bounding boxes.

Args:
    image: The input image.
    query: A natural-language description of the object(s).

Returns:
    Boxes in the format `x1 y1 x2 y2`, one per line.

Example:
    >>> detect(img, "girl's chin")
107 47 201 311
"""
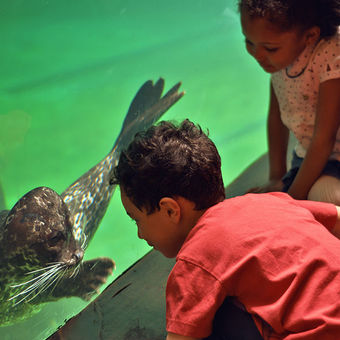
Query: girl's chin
260 64 277 73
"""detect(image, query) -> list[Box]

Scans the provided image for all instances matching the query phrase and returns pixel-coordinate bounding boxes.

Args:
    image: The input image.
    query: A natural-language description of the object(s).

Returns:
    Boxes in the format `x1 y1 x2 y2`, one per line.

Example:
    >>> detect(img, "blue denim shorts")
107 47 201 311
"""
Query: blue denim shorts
282 151 340 192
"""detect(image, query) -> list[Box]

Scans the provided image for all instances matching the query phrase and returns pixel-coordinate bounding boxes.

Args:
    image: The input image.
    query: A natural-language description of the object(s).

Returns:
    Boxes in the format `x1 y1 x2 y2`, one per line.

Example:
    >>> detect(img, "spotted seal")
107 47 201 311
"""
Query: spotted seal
0 78 184 326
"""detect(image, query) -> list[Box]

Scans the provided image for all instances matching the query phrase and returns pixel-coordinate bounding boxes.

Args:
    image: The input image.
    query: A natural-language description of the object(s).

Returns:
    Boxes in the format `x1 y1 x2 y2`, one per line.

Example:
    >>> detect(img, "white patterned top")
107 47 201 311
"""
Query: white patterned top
271 27 340 160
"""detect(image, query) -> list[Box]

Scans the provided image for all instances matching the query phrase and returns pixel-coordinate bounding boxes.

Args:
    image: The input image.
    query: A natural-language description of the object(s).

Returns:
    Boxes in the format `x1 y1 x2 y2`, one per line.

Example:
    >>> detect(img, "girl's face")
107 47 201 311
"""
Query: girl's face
241 10 313 73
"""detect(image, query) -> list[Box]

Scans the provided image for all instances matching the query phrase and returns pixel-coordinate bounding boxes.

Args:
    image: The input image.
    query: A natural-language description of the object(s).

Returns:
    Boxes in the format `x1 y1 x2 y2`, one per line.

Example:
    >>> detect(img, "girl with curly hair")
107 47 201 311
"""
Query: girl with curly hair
239 0 340 204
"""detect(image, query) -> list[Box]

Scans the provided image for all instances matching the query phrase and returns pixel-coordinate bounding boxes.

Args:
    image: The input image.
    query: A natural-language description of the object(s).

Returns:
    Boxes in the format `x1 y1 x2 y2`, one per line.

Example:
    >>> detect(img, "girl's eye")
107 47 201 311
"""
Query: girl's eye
265 47 279 52
245 39 278 53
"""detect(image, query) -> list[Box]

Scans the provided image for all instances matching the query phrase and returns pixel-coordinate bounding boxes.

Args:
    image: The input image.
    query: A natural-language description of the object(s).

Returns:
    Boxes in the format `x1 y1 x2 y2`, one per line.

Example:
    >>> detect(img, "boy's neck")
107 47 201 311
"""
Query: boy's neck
176 197 212 235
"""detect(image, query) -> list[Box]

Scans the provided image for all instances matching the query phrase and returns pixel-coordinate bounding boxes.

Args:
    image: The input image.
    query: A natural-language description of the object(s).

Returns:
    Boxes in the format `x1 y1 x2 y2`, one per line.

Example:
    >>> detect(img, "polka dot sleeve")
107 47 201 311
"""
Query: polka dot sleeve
319 28 340 83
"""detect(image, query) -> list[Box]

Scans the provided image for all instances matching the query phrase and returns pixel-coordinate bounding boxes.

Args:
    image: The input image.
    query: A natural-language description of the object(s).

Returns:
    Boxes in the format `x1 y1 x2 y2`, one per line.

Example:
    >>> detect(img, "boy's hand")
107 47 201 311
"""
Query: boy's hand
248 179 284 194
166 332 201 340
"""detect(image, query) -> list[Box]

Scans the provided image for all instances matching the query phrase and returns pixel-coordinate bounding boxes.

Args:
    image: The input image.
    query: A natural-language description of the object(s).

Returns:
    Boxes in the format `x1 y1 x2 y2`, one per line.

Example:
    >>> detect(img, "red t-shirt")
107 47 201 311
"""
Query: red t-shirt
166 192 340 339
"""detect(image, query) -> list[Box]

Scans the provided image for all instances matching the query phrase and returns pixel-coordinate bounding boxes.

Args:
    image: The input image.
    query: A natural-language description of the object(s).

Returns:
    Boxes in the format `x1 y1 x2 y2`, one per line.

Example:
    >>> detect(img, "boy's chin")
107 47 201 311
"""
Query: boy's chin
158 249 178 259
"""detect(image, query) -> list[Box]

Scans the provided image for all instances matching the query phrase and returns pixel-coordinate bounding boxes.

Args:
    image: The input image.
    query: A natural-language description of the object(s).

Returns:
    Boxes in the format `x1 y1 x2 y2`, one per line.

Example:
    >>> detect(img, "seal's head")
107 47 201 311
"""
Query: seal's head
3 187 83 268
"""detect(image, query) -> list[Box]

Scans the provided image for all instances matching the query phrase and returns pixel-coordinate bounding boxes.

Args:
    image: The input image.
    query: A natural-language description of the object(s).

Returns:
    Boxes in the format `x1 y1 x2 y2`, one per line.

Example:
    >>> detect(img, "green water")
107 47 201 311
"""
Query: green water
0 0 269 339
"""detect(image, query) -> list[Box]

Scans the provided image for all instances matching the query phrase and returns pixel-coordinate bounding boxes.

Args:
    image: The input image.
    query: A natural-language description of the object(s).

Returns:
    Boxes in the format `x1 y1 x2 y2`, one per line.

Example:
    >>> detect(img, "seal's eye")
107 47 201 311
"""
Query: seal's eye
48 231 66 247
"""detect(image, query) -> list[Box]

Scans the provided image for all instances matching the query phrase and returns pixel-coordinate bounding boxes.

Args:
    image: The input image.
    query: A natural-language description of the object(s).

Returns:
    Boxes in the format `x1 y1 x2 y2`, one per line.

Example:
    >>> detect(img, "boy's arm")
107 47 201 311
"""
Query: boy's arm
166 332 200 340
288 78 340 199
291 196 340 237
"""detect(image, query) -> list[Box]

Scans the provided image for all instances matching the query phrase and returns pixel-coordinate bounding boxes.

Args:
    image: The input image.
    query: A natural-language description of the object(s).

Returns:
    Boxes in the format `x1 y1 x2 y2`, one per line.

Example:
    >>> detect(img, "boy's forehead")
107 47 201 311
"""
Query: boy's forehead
120 187 144 217
120 188 133 213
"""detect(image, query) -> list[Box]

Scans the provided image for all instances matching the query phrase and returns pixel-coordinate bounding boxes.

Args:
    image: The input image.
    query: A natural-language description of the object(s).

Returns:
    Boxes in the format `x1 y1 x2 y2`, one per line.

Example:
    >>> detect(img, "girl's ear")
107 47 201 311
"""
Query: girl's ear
305 26 321 45
159 197 181 222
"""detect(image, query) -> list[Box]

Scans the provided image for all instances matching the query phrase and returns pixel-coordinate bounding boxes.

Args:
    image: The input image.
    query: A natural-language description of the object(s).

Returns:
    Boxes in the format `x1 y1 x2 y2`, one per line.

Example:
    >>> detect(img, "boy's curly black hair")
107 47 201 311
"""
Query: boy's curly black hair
112 119 225 214
238 0 340 38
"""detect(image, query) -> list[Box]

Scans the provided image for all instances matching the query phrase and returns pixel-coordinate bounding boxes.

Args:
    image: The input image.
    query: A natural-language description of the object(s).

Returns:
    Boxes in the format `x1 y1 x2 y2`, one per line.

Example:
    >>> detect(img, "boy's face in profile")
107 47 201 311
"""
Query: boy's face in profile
120 188 186 258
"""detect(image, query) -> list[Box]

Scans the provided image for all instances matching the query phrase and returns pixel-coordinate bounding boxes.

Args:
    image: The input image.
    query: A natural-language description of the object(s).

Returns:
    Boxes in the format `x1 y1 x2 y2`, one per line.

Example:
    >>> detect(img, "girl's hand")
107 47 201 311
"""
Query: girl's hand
248 179 284 193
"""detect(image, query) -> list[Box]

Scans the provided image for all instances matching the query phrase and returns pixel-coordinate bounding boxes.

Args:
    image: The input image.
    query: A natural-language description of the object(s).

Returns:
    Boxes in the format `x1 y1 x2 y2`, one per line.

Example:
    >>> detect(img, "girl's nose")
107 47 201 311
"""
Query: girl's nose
253 47 266 63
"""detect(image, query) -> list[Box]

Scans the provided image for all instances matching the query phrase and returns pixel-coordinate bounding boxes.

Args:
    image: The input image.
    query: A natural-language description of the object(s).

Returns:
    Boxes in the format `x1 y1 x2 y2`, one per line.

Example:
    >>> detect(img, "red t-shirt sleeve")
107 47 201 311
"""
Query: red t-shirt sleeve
268 192 338 232
166 259 225 338
294 200 337 231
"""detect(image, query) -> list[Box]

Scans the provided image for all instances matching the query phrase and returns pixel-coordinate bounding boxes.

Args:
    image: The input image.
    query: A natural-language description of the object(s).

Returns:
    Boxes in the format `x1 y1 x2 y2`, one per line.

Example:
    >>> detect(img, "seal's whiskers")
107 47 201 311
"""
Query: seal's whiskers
27 266 67 303
69 263 81 279
81 233 88 251
9 263 66 305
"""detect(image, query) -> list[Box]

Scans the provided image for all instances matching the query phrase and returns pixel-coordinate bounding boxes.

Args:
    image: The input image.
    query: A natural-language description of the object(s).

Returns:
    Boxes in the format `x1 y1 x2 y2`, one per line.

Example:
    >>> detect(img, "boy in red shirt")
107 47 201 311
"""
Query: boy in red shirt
112 119 340 340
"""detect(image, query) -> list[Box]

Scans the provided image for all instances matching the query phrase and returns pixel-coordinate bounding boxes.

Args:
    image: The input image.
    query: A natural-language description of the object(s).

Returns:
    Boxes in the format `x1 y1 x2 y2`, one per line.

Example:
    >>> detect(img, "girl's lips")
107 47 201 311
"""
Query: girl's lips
260 63 276 72
259 62 269 68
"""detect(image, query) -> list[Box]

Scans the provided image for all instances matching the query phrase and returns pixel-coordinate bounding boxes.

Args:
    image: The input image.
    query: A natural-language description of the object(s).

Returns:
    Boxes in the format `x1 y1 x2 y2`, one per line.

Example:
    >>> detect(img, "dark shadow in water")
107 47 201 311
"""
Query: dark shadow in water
3 26 222 95
216 118 264 144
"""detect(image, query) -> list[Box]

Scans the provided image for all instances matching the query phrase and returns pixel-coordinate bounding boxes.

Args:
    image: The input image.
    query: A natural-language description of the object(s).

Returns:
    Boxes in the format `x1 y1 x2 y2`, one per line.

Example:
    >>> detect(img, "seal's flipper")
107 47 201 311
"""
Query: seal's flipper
114 78 184 152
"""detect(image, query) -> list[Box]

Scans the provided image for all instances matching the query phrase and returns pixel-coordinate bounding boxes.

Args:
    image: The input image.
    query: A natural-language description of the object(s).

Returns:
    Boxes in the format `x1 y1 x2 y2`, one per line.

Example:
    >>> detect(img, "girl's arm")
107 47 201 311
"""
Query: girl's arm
267 82 290 183
249 82 289 192
288 78 340 200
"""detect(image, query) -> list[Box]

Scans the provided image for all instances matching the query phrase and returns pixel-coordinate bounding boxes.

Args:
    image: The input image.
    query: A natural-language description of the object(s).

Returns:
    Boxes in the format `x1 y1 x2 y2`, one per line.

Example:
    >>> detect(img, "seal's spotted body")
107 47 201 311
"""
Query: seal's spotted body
0 79 184 326
63 78 184 243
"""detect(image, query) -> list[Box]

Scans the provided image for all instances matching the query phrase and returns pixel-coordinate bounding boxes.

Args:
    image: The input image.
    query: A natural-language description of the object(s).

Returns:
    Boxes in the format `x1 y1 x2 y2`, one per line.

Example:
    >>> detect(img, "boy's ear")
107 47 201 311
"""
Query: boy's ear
159 197 181 222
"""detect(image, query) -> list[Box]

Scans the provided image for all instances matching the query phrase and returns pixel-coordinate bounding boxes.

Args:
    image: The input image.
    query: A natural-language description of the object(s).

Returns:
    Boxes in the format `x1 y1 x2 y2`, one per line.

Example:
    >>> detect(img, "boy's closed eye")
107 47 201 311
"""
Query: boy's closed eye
245 38 253 47
125 210 138 225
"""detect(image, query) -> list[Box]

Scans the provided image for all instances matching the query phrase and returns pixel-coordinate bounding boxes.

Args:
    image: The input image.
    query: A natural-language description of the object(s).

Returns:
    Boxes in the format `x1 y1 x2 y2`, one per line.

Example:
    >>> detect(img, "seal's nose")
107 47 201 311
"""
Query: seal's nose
72 249 84 263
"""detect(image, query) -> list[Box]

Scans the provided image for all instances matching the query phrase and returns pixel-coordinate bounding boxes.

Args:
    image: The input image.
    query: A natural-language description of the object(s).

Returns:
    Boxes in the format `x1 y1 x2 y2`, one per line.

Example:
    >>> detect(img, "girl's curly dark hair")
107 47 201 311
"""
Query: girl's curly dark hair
238 0 340 38
112 119 225 214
